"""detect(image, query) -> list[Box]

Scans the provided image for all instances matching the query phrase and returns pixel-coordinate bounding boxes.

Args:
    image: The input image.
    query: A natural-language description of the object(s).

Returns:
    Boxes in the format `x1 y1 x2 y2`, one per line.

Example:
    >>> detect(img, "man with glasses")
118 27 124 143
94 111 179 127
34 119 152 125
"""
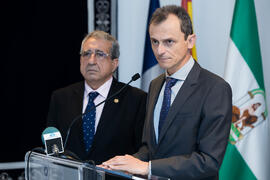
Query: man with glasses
47 30 147 165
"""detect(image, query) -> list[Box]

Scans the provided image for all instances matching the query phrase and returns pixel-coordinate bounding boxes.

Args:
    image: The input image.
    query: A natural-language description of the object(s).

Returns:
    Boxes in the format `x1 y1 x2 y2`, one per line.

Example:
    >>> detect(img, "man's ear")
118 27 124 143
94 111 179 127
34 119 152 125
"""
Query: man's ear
187 34 196 49
112 58 119 72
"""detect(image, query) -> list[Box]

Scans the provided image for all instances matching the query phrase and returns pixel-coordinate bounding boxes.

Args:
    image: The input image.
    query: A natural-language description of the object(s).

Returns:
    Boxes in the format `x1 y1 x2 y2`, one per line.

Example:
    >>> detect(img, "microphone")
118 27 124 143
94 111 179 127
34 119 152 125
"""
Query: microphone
27 128 63 180
41 127 81 160
26 127 80 180
131 73 140 81
64 73 141 149
42 127 64 156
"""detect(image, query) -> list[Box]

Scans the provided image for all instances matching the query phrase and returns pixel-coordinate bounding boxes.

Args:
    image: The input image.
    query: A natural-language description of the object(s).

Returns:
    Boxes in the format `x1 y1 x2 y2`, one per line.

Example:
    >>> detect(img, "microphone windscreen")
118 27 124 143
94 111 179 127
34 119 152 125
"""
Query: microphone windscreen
41 127 60 144
132 73 140 81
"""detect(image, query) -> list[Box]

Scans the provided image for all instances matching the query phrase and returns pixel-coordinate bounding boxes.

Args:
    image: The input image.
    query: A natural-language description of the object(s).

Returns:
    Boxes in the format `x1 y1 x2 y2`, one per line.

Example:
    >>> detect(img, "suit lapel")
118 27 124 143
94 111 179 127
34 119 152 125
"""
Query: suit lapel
70 82 86 155
158 63 201 144
148 74 166 146
71 82 84 117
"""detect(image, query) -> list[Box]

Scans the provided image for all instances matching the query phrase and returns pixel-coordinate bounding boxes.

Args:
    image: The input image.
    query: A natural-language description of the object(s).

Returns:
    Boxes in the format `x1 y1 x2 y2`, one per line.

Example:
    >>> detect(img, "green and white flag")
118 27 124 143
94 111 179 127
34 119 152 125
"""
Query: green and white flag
220 0 270 179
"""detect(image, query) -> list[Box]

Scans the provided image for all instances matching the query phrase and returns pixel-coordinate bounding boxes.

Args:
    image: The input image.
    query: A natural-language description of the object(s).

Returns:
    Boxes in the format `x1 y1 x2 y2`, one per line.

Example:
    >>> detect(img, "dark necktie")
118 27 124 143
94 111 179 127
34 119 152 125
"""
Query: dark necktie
158 77 178 138
83 91 99 152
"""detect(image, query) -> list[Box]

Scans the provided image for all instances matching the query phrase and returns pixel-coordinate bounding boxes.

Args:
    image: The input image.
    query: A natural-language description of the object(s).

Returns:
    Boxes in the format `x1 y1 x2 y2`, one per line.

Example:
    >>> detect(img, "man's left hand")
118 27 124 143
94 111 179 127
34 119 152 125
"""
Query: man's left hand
101 154 149 175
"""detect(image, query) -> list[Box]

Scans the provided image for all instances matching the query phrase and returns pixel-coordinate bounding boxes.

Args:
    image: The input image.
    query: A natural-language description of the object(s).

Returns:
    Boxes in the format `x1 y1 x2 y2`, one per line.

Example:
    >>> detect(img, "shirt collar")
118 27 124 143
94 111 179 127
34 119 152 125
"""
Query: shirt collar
84 77 113 99
166 57 194 81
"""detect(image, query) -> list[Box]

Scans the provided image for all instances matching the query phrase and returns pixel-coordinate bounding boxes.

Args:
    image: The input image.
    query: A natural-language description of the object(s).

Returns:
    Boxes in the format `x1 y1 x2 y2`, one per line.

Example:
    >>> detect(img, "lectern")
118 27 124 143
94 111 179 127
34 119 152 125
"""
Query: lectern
25 151 170 180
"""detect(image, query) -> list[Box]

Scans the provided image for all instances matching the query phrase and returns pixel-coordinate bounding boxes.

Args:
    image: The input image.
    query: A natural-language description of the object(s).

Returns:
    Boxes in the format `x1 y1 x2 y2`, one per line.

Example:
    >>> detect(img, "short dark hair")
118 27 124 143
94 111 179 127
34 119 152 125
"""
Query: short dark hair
80 30 120 59
150 5 193 40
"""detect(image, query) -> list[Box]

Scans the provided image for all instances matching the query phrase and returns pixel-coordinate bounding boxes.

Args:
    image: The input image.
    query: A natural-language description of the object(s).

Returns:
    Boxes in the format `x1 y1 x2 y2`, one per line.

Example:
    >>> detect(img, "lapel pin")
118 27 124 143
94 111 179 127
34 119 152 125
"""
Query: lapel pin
114 98 119 103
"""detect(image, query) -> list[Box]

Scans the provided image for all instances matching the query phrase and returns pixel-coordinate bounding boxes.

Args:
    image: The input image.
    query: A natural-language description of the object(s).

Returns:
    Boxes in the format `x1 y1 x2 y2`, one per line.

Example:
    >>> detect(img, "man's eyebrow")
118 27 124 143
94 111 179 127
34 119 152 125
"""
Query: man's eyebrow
150 37 157 41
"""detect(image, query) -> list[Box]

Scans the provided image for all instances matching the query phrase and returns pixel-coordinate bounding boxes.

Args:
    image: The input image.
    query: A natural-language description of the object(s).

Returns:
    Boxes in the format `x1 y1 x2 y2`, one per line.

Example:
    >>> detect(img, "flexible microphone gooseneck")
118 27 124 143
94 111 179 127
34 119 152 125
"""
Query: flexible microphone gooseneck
64 73 141 149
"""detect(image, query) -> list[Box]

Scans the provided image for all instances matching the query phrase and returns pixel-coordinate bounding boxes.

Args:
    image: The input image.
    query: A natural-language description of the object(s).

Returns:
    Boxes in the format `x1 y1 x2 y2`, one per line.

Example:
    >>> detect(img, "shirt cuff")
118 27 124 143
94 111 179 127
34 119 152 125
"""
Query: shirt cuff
148 161 152 178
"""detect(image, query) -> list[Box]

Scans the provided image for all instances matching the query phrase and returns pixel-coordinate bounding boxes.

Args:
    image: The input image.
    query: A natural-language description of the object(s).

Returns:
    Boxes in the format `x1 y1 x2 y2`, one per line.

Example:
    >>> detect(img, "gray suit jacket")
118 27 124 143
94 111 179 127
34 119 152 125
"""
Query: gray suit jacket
134 62 232 180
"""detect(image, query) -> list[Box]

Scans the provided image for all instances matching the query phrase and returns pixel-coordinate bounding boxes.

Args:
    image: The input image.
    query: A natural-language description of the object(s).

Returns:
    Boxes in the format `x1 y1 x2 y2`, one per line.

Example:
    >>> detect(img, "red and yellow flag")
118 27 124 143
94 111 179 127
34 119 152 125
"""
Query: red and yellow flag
181 0 197 60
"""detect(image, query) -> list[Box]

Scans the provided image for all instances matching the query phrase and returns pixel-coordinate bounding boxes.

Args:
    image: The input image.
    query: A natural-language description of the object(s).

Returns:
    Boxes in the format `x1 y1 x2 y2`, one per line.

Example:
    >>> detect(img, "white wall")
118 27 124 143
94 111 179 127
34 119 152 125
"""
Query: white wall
118 0 270 109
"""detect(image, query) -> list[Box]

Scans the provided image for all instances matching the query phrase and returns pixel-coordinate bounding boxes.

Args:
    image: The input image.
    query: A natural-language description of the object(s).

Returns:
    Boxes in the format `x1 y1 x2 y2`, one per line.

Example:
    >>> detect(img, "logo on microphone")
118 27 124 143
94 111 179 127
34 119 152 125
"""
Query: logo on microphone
43 131 64 155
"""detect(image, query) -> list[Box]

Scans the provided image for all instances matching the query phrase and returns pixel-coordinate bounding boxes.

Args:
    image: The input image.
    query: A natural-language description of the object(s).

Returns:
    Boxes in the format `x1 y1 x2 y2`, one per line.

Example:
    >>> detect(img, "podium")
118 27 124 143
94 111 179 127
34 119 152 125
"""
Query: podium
25 151 170 180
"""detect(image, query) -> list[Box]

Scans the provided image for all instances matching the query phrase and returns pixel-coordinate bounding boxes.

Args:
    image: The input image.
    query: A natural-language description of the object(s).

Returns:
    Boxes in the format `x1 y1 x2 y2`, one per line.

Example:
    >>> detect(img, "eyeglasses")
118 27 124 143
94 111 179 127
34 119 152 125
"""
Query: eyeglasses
80 49 110 60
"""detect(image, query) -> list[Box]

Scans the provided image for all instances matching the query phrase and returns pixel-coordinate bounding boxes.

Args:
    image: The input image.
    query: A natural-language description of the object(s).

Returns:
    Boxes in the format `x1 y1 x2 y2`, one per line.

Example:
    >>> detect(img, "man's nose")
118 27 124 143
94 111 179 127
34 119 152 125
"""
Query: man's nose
157 44 166 55
87 53 97 64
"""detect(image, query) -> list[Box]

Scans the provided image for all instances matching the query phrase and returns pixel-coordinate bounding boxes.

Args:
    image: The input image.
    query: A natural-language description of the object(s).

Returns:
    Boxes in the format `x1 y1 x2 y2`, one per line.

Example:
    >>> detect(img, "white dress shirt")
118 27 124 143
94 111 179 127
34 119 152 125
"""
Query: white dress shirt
82 77 113 132
153 57 195 142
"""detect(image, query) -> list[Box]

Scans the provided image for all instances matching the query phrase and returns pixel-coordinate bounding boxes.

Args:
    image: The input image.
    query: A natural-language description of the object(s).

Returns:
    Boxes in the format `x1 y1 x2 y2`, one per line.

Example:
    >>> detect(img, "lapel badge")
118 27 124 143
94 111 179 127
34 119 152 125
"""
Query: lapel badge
114 98 119 103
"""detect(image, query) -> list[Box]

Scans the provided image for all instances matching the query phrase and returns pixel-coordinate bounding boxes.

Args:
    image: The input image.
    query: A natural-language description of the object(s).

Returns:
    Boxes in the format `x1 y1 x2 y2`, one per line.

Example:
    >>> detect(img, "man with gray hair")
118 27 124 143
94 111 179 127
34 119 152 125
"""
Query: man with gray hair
47 30 147 165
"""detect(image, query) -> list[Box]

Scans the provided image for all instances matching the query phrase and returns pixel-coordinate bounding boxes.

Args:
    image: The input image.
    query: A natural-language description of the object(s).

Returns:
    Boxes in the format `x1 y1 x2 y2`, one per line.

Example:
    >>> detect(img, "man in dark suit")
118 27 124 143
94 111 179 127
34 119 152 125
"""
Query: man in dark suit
47 30 147 165
102 5 232 180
